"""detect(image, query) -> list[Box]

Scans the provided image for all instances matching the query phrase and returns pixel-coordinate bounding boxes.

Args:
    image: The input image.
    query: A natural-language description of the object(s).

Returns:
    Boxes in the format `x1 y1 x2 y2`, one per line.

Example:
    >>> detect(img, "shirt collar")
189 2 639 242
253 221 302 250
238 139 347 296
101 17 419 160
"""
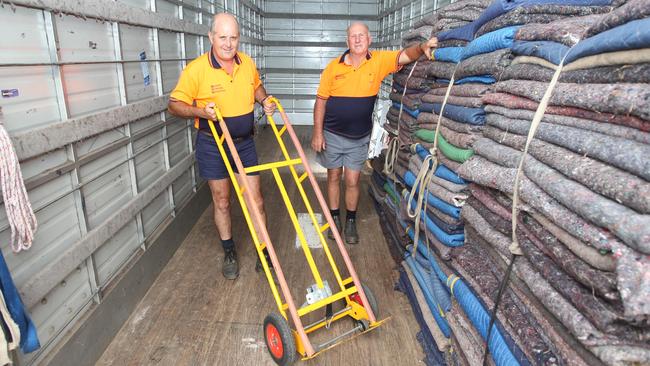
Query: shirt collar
209 48 242 69
338 49 372 64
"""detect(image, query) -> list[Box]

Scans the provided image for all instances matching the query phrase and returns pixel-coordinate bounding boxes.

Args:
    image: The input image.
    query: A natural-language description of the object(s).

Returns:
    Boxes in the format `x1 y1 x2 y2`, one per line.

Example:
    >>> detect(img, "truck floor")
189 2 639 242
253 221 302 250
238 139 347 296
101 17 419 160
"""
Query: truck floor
96 126 424 365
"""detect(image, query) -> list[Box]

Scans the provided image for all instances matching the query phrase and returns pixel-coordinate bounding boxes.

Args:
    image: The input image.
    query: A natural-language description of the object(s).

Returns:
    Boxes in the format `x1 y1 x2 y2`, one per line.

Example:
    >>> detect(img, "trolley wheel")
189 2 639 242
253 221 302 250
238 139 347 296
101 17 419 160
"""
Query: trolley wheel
263 312 297 366
350 283 379 318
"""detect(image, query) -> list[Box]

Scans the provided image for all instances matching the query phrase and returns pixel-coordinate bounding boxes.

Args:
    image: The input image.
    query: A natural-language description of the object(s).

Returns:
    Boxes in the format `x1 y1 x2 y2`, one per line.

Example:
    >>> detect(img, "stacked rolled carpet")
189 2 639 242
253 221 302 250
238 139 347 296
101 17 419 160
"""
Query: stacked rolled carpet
373 0 650 365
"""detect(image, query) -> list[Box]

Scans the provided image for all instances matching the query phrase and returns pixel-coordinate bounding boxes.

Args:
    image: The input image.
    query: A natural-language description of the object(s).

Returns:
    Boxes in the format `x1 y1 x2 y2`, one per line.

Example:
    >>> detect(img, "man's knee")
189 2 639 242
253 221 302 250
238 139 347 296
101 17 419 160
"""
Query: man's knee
344 172 361 188
328 168 343 182
212 195 230 212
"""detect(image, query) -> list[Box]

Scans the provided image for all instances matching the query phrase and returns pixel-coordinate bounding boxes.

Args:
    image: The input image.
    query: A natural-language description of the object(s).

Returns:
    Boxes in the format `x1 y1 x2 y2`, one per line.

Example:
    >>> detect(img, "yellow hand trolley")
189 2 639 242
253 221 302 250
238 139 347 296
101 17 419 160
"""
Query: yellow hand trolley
206 98 387 365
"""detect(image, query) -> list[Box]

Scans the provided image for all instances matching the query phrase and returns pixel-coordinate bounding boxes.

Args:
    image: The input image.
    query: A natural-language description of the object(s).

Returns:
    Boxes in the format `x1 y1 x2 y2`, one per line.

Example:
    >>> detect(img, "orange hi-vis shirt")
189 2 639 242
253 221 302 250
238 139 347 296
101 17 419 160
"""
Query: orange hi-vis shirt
317 49 402 138
170 50 262 138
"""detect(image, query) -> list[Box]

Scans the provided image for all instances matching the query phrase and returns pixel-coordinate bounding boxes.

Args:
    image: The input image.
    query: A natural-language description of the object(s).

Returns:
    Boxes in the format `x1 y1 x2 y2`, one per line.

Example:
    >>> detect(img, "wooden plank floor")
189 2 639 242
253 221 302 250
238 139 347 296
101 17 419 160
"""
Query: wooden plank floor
97 126 424 366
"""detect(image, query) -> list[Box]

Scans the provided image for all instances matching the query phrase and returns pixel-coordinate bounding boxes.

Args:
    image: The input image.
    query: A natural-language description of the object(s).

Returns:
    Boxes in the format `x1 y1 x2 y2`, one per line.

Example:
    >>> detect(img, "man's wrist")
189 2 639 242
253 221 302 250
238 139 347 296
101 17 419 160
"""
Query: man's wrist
259 95 270 105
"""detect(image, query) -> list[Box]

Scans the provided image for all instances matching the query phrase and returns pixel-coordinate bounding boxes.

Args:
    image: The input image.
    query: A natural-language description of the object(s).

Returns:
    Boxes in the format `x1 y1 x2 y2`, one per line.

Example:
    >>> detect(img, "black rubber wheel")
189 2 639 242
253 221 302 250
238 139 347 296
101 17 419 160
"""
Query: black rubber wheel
263 312 297 366
351 283 379 318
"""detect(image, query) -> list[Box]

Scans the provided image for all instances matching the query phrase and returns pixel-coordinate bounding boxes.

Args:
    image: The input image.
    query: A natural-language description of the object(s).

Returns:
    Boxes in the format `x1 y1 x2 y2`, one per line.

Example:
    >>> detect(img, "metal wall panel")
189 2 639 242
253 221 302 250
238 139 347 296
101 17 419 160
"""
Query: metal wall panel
185 34 202 58
0 1 265 363
159 30 183 93
172 171 194 208
81 161 133 229
56 14 122 117
22 262 93 365
0 7 61 131
142 193 172 236
117 0 151 10
93 221 140 286
261 0 379 124
156 0 180 17
120 24 159 103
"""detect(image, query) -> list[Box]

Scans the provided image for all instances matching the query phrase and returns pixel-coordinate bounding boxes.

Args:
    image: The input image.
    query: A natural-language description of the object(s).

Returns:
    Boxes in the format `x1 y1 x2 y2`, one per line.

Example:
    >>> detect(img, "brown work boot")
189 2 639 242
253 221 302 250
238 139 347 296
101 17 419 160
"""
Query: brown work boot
345 218 359 244
222 247 239 280
327 215 342 240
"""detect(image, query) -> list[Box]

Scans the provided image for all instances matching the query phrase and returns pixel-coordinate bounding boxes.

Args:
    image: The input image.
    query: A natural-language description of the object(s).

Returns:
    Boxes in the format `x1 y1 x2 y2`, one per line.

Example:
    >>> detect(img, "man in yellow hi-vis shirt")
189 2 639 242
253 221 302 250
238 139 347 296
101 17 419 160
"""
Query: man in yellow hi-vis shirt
312 22 437 244
168 13 275 280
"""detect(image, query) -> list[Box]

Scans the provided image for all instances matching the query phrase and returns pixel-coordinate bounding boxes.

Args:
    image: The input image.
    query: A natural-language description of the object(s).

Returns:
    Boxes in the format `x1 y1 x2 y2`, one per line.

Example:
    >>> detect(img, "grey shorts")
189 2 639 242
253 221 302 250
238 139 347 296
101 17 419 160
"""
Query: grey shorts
316 130 370 171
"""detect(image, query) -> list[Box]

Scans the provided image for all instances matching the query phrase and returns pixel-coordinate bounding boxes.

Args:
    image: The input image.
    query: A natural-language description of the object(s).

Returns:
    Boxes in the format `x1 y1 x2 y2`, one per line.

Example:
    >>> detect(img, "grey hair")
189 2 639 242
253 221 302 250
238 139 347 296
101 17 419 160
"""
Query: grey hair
210 12 239 33
346 22 369 35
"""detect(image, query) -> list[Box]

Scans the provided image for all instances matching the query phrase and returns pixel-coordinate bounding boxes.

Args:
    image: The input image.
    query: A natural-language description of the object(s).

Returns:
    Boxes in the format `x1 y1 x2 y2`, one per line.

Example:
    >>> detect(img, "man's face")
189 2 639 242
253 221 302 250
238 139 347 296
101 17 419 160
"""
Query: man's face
209 20 239 61
347 24 371 56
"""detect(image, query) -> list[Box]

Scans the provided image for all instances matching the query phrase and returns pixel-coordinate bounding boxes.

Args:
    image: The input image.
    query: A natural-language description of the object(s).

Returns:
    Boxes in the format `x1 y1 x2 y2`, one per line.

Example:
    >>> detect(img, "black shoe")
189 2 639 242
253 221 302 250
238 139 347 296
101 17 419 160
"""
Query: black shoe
327 215 342 240
222 247 239 280
345 218 359 244
255 248 274 273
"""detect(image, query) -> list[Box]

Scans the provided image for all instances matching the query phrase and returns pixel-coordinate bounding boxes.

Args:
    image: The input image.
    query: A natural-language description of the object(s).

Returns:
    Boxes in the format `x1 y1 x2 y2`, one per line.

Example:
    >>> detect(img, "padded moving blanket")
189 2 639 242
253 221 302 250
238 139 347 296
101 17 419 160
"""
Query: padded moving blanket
515 14 602 45
482 92 650 131
437 0 613 41
584 0 650 37
476 5 608 37
481 124 650 213
494 80 650 122
501 61 650 84
484 104 650 144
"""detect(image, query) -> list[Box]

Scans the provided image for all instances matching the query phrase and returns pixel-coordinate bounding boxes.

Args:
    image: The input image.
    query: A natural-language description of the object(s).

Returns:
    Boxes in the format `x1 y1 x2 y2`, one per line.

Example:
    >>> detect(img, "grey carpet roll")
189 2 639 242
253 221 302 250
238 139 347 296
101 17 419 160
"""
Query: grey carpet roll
513 258 603 346
459 155 650 321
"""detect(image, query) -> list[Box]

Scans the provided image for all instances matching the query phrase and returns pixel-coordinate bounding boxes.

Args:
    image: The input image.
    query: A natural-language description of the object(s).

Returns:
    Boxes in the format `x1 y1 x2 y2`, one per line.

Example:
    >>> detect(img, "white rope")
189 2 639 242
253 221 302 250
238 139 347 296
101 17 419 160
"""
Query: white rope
0 122 37 253
406 150 436 253
384 61 418 178
410 72 456 254
510 56 567 256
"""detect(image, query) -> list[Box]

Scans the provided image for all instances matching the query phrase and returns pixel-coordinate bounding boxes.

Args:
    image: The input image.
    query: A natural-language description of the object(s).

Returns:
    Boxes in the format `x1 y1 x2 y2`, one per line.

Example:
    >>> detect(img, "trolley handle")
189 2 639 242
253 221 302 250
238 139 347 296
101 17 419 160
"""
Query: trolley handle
266 96 286 114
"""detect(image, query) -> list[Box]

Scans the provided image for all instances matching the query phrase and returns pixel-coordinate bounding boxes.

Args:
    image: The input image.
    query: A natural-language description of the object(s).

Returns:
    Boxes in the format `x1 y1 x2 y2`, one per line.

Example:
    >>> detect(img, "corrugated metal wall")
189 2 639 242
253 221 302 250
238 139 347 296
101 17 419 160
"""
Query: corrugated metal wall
262 0 379 124
0 0 458 363
376 0 450 98
0 1 263 364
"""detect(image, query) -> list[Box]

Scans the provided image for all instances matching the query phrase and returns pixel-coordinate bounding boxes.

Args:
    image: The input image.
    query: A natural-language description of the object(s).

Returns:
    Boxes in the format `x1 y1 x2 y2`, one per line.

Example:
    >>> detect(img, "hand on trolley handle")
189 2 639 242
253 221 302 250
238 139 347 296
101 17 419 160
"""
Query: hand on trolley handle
206 99 387 366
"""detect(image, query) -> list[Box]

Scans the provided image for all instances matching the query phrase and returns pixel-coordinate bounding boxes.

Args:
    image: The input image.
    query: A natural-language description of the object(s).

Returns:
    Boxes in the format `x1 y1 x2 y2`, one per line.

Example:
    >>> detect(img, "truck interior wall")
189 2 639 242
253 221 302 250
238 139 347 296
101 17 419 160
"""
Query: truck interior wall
0 0 448 364
0 1 264 364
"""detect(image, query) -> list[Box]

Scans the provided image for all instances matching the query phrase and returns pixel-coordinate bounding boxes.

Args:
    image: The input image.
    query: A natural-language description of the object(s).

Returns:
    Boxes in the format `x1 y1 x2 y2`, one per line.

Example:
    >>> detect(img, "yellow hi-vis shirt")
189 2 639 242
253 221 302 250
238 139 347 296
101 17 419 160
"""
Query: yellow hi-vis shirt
170 50 262 137
317 49 402 138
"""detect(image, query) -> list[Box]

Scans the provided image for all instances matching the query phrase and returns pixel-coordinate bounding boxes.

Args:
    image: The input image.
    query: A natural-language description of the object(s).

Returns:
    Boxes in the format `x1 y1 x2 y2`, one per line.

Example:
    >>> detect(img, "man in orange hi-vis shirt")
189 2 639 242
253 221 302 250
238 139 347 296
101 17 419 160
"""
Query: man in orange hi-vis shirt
168 13 275 280
312 22 437 244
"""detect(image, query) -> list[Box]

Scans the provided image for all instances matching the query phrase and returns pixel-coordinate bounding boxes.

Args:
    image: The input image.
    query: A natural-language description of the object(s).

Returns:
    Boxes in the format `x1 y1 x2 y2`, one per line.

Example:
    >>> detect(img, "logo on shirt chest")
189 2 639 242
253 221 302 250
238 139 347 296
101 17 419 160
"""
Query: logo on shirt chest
211 84 226 93
334 74 346 80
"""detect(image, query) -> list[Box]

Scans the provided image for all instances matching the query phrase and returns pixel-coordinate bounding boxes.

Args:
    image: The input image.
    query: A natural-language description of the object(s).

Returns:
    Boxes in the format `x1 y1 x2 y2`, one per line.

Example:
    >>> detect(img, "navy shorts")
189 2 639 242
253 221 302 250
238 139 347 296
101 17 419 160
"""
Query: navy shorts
195 132 259 180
